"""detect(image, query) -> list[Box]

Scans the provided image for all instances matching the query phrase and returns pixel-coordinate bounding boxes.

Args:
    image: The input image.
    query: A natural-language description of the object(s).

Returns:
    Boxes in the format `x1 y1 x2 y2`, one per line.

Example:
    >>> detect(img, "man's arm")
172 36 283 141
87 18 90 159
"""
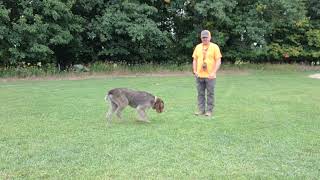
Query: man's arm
208 58 221 79
214 58 221 72
193 58 198 76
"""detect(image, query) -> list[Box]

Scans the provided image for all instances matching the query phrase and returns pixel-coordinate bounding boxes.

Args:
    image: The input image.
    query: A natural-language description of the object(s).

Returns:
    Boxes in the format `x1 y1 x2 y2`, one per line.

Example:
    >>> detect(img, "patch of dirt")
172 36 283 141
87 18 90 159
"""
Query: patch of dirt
309 73 320 79
0 70 250 82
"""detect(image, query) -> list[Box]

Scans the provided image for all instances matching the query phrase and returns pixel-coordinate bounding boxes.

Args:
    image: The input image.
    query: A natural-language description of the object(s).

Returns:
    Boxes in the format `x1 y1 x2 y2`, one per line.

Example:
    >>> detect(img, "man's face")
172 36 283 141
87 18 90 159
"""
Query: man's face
201 36 211 45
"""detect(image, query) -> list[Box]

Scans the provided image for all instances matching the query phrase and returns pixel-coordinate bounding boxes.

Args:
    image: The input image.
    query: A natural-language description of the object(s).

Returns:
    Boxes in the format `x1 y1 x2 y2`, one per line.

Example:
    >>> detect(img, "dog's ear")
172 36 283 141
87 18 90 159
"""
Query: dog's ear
159 99 164 113
154 98 164 113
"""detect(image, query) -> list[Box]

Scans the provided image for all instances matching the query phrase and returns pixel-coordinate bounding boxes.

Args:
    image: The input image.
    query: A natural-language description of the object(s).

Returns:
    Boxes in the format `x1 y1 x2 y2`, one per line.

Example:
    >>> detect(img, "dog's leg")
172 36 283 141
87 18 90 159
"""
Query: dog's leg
106 94 118 123
106 101 117 122
115 106 124 120
136 105 150 123
114 96 128 120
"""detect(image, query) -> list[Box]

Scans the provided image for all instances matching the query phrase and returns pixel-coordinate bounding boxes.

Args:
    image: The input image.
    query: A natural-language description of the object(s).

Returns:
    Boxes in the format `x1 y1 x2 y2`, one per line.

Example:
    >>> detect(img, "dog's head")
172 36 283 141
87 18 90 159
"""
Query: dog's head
153 97 164 113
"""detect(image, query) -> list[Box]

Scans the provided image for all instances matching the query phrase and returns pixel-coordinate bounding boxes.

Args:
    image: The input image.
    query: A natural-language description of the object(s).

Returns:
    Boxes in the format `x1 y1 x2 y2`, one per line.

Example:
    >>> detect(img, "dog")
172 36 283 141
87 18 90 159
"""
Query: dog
105 88 164 123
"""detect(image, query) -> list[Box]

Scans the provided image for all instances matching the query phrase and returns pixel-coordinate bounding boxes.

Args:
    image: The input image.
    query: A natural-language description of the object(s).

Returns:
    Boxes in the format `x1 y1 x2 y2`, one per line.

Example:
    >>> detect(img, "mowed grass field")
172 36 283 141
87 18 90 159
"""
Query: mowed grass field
0 70 319 179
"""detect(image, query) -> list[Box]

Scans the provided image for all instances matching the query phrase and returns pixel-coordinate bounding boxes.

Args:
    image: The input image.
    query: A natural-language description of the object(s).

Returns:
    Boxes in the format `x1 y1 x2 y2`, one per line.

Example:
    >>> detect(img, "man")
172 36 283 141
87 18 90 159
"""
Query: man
192 30 222 117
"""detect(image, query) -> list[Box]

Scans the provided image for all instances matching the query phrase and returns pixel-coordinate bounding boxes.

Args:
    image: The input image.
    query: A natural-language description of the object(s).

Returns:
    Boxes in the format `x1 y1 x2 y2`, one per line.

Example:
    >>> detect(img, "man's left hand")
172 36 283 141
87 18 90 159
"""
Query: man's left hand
208 73 215 79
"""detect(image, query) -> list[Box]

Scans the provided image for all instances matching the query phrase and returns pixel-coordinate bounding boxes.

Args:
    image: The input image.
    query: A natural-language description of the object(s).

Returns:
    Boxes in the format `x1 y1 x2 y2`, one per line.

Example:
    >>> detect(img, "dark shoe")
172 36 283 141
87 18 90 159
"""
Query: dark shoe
194 111 205 116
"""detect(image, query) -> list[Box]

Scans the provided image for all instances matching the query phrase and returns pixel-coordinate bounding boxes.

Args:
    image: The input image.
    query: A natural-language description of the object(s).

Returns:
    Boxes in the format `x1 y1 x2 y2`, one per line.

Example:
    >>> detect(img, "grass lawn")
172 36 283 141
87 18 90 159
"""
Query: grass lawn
0 69 319 179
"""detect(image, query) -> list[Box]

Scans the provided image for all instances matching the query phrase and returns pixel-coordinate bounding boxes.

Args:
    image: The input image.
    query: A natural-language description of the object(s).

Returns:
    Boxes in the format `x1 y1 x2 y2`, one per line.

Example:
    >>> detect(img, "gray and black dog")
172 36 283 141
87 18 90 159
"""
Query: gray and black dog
105 88 164 123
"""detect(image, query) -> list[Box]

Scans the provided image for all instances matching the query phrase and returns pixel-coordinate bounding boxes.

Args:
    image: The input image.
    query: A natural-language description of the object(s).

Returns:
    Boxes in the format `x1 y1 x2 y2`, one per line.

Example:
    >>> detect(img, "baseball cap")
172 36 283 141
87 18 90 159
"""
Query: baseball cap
201 30 211 38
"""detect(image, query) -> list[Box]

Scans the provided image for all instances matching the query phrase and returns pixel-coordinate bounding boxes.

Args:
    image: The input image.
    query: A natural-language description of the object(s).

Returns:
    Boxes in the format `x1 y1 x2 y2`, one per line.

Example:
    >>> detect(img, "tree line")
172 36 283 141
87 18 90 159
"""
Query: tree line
0 0 319 69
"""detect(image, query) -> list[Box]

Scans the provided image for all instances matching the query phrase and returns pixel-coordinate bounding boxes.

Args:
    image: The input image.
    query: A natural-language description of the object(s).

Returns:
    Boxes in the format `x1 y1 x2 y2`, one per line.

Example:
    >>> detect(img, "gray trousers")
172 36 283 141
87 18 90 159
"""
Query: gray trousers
196 77 216 113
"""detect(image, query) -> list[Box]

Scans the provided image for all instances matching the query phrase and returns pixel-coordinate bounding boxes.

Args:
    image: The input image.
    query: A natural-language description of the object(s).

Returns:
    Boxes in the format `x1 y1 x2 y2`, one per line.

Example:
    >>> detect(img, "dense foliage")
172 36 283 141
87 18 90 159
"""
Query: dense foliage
0 0 319 68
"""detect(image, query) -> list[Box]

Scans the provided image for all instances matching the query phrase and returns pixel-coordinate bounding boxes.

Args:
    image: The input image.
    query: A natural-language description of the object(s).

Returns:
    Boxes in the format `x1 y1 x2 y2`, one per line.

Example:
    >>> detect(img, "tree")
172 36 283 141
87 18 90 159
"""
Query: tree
0 0 84 69
87 1 169 64
0 3 11 65
0 0 319 67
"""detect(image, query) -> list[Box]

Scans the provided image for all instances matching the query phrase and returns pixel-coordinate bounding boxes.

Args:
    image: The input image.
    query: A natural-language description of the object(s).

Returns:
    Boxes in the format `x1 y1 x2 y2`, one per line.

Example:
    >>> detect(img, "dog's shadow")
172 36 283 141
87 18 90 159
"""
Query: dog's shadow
104 115 168 127
104 116 152 126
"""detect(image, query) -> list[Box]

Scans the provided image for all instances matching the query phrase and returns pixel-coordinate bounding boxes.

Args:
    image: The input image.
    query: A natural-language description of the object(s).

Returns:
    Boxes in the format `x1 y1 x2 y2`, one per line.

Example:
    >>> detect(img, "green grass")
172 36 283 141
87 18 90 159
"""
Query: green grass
0 69 320 179
2 62 319 79
0 62 192 78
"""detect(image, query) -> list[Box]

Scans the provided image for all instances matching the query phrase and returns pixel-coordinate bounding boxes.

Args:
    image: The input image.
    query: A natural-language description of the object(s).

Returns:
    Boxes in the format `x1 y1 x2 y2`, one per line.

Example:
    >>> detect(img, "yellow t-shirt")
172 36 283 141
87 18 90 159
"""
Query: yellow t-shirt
192 42 222 78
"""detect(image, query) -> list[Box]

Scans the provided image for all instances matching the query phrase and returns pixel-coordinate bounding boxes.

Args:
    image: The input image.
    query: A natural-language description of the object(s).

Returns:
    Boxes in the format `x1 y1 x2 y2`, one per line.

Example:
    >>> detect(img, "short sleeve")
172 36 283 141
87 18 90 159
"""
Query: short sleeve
192 46 198 59
214 45 222 60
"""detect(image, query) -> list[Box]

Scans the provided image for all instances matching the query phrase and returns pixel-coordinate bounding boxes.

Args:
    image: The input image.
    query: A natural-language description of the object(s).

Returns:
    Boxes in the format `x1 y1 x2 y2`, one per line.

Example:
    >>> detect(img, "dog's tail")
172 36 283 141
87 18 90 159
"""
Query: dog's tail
104 92 112 102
